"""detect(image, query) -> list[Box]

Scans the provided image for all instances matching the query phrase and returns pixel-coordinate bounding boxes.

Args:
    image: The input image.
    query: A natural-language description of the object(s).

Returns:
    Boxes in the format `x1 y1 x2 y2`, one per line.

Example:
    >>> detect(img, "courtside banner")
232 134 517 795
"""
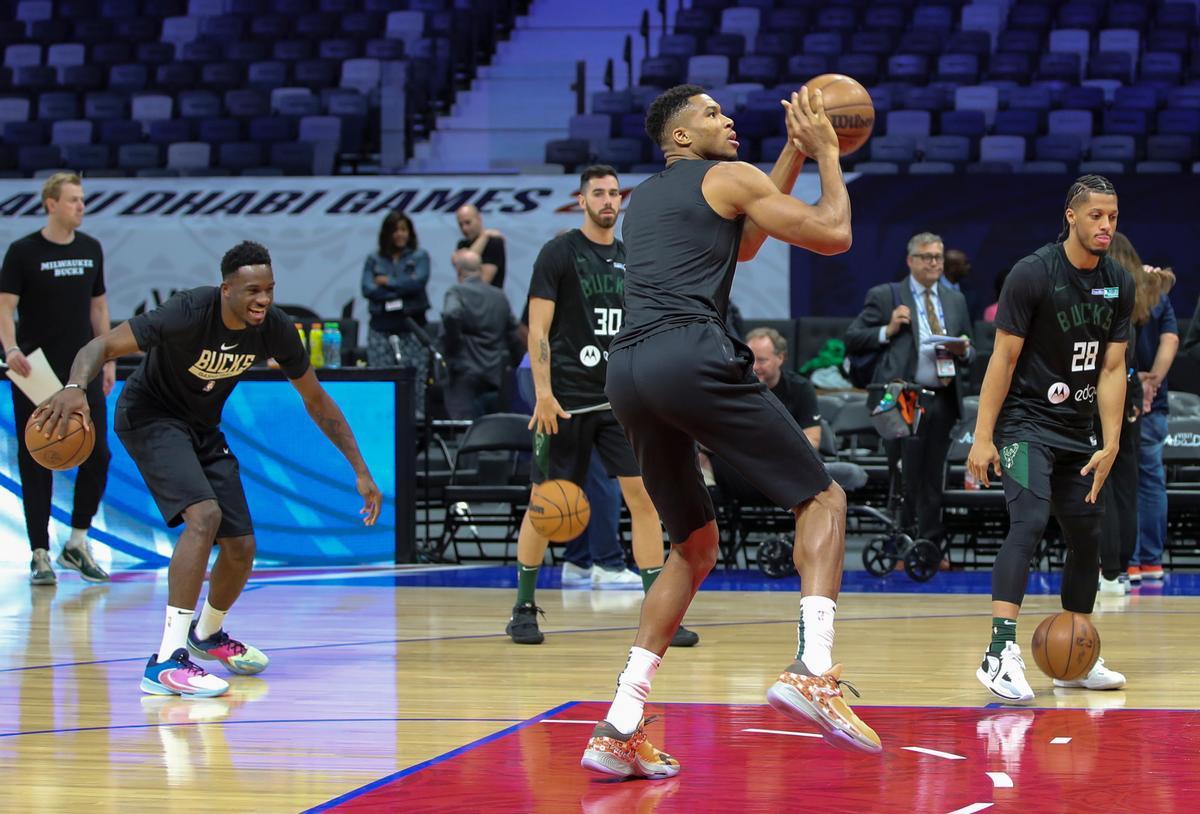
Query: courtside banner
0 175 799 327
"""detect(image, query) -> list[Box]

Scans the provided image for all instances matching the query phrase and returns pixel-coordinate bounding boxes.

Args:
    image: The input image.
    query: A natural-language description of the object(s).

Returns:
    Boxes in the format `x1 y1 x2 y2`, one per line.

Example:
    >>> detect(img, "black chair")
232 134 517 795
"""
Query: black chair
940 418 1011 569
1164 416 1200 567
426 413 532 563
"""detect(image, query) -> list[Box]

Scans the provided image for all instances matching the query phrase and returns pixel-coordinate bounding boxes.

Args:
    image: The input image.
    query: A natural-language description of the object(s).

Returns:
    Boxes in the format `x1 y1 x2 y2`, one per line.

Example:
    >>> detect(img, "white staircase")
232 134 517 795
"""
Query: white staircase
407 0 671 172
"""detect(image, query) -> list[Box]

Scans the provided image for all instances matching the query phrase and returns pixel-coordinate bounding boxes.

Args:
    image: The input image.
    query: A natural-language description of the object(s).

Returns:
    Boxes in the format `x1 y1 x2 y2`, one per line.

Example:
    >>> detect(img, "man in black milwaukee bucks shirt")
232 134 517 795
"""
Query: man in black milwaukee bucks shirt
969 176 1132 704
33 241 381 698
505 165 697 648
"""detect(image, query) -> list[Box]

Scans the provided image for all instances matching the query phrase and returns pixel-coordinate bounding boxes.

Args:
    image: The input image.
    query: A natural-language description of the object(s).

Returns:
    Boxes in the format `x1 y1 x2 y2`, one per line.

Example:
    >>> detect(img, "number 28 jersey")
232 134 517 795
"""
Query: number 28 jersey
528 229 626 411
994 243 1133 452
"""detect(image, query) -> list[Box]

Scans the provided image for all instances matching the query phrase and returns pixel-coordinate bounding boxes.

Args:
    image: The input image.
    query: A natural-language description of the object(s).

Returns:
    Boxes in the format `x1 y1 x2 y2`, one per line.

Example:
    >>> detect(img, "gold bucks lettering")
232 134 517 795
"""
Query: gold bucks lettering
188 349 257 381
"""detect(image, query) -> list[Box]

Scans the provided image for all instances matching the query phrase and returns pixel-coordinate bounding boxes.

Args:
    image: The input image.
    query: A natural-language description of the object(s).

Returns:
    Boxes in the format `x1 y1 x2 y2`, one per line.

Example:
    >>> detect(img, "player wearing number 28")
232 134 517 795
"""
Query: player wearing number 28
968 175 1132 702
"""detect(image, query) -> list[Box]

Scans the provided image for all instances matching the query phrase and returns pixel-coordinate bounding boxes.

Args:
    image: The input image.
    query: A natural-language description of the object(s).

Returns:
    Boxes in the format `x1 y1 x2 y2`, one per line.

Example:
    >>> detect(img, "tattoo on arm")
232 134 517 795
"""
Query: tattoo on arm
312 397 367 472
538 339 549 363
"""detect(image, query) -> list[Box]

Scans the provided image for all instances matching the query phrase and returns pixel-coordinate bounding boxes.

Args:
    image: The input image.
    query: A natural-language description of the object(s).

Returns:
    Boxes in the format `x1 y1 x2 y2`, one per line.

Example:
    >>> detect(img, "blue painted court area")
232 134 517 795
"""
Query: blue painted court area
265 565 1200 596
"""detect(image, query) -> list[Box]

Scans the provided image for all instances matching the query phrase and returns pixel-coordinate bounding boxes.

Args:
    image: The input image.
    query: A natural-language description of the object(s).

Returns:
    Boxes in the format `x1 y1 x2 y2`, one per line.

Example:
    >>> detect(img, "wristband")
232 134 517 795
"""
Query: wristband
63 383 83 391
4 347 19 357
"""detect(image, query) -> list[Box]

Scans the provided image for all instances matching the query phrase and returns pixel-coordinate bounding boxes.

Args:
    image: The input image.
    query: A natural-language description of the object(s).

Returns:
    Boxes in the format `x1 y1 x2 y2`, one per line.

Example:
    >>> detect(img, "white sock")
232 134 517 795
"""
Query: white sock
194 599 229 641
799 595 837 675
605 646 661 735
68 528 88 549
157 605 195 663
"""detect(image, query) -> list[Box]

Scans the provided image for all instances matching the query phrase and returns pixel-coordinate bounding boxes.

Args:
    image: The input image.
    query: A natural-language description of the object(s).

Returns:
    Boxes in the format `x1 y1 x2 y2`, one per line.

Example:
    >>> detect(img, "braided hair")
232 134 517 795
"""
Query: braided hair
1057 174 1116 242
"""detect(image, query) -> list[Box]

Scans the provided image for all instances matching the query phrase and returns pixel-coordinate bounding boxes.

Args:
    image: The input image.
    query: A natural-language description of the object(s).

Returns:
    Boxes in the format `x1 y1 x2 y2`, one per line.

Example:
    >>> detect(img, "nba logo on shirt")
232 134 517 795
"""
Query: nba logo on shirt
1047 382 1071 404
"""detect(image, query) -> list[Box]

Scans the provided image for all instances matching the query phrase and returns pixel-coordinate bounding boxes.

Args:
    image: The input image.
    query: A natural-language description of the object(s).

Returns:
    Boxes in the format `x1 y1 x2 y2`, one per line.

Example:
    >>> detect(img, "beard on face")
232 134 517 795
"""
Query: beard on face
585 202 616 228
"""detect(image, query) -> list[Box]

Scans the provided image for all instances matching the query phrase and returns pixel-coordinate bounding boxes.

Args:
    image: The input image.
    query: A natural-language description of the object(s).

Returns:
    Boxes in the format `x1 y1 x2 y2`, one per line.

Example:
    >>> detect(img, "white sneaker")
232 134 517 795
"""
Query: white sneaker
976 642 1035 702
561 561 593 587
1098 575 1126 595
591 566 643 589
1053 657 1126 690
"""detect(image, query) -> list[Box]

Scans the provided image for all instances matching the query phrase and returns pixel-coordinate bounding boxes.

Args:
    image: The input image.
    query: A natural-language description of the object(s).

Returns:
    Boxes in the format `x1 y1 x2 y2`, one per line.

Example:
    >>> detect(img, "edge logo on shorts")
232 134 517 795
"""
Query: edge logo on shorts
1047 382 1071 404
579 345 602 367
1074 384 1096 403
188 349 256 381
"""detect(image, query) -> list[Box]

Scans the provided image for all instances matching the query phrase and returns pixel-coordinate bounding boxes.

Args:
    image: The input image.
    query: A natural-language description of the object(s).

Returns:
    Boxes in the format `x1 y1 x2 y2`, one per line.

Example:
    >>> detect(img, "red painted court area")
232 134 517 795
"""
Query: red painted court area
325 702 1200 812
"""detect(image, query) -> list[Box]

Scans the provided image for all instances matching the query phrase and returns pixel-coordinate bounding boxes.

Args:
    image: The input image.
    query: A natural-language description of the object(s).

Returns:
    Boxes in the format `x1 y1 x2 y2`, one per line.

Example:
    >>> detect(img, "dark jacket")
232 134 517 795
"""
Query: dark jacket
362 248 431 332
442 277 522 389
845 278 974 411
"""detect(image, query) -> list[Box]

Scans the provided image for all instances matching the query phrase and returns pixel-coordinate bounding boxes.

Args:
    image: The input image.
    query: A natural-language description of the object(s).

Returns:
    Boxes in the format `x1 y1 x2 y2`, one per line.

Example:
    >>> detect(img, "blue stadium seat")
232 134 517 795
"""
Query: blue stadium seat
939 110 986 138
4 120 47 145
1142 52 1183 83
753 32 794 58
1167 87 1200 109
53 119 92 146
1017 161 1069 174
364 39 405 60
247 61 289 90
1035 134 1084 164
319 39 362 61
273 39 313 62
37 91 79 121
250 15 290 39
136 42 175 66
1159 107 1200 135
181 40 224 63
544 138 589 172
732 108 777 140
296 13 338 38
1135 161 1183 174
658 34 697 60
1008 5 1052 32
766 8 808 34
343 12 382 38
1089 52 1133 83
156 63 198 91
248 115 296 143
591 91 634 116
616 112 644 140
895 30 944 57
62 143 110 170
178 90 222 119
908 161 955 174
849 31 894 57
639 56 683 87
1039 53 1082 83
937 54 979 85
674 9 713 37
853 161 901 175
91 42 132 65
116 143 162 169
704 33 746 61
198 117 242 143
1089 135 1136 167
113 18 157 42
1107 3 1147 29
18 144 62 174
887 54 928 84
568 114 611 142
147 118 193 144
1060 86 1105 111
1157 4 1198 31
1147 135 1195 163
1114 86 1160 112
887 110 931 137
999 30 1041 55
1048 109 1094 139
13 66 57 92
816 7 856 33
978 135 1027 167
1058 3 1102 30
801 32 843 57
1008 86 1053 112
912 5 953 32
869 135 917 163
835 54 879 86
201 62 242 91
224 88 269 118
270 142 314 175
922 135 970 164
226 41 269 63
201 15 244 41
100 0 138 17
592 138 645 171
787 55 830 81
993 109 1042 137
863 5 905 31
1103 109 1149 136
989 54 1032 83
84 92 126 121
903 87 950 112
109 64 149 92
218 141 264 171
944 31 991 58
294 60 337 88
737 56 778 85
98 119 143 145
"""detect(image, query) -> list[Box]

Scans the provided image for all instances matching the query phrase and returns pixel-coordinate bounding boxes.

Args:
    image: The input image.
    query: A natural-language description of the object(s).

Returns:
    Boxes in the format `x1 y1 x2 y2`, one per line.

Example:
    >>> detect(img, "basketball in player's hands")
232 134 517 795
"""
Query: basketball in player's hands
804 74 875 156
25 411 95 471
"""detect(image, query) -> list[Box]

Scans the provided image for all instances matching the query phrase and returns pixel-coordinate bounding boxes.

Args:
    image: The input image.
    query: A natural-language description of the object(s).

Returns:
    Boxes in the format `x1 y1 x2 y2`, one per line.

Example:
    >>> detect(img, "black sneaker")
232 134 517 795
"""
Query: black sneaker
57 542 110 583
506 602 545 644
30 549 56 585
670 625 699 648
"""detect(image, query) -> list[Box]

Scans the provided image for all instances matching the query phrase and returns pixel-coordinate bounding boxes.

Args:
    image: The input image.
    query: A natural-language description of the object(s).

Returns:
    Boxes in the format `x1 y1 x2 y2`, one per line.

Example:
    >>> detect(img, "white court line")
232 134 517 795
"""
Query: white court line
946 804 993 814
741 728 823 739
542 720 598 725
986 772 1013 788
902 746 967 760
1051 736 1072 744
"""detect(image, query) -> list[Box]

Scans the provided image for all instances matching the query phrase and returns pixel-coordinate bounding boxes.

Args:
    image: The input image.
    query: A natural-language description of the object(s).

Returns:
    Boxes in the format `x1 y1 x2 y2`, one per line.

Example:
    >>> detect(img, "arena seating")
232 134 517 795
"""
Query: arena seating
545 0 1200 175
0 0 527 176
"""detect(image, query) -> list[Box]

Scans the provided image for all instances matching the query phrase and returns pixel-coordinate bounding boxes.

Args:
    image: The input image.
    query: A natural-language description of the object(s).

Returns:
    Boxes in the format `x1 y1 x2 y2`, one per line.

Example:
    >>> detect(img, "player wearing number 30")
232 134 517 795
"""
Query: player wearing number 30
968 176 1132 702
505 165 692 647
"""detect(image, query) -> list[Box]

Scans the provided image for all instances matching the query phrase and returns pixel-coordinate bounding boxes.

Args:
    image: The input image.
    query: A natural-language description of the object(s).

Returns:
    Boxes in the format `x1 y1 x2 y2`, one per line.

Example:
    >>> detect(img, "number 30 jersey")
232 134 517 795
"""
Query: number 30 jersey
527 228 626 411
994 242 1133 452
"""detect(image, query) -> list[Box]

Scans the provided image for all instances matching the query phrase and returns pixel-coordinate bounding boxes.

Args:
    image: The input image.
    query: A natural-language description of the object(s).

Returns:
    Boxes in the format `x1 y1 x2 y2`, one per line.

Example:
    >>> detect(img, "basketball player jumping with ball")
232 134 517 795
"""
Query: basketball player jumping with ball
33 241 382 698
580 83 881 780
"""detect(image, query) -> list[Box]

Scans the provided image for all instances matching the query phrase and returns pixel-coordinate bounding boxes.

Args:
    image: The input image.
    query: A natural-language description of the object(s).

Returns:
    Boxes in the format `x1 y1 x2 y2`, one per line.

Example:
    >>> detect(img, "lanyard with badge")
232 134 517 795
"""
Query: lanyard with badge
912 283 956 379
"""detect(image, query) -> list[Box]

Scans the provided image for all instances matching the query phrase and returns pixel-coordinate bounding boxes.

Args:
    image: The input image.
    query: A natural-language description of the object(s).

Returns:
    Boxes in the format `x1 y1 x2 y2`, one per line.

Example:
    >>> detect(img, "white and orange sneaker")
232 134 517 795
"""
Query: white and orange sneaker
581 717 681 779
767 662 883 753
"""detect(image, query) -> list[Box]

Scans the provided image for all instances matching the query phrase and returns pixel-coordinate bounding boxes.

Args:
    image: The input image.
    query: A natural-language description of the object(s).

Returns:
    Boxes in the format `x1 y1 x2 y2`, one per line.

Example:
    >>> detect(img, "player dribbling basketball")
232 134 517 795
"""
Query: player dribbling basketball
33 241 382 697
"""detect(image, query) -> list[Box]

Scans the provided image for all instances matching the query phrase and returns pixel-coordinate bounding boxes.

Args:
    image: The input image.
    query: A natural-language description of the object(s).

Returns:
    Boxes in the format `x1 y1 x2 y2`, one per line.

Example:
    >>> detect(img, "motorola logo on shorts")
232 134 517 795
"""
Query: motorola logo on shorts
579 345 602 367
1047 382 1071 404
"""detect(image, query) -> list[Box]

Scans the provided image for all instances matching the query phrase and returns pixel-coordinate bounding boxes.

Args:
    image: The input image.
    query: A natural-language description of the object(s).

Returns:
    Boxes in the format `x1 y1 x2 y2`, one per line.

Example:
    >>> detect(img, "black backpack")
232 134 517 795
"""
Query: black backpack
844 282 901 389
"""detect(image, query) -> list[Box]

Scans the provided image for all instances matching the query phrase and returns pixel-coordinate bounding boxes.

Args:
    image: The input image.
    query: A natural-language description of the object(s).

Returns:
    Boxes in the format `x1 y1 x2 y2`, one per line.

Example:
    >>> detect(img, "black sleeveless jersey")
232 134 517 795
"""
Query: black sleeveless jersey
611 159 745 351
994 243 1133 452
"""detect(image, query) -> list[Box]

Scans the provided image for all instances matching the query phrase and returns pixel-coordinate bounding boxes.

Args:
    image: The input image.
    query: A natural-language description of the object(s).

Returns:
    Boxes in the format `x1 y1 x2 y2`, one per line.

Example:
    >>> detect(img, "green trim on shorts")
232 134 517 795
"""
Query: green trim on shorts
533 430 550 480
999 441 1030 490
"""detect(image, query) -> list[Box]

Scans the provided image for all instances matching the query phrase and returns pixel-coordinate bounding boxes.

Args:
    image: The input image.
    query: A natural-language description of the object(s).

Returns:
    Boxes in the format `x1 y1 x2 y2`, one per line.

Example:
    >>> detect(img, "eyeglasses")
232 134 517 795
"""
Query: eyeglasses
910 252 944 264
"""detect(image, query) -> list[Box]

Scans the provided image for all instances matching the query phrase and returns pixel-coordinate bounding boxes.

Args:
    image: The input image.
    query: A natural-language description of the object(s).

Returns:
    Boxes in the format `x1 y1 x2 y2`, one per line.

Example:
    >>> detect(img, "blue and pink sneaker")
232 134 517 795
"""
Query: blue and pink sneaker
187 622 270 675
141 648 230 697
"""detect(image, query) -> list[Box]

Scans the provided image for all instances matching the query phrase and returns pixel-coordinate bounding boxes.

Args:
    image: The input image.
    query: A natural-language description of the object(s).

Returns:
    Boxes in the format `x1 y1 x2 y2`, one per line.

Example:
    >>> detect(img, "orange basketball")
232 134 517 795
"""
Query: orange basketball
1030 612 1101 681
529 479 591 542
25 411 95 471
806 73 875 156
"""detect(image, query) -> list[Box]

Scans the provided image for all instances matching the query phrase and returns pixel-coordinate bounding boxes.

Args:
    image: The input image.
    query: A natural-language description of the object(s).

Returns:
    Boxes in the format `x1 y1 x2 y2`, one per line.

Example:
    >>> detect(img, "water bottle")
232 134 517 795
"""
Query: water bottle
309 322 324 369
295 322 307 353
324 321 342 369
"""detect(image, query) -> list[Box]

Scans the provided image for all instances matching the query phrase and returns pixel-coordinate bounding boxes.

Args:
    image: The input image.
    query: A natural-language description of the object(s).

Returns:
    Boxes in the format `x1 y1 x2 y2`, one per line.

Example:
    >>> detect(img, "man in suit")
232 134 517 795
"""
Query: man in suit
846 232 973 543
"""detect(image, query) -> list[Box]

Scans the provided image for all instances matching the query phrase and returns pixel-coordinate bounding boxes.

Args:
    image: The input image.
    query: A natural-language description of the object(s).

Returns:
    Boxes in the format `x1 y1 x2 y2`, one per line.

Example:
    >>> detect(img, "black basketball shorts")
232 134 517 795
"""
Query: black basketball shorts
532 408 640 486
997 439 1102 518
115 408 254 538
606 321 832 543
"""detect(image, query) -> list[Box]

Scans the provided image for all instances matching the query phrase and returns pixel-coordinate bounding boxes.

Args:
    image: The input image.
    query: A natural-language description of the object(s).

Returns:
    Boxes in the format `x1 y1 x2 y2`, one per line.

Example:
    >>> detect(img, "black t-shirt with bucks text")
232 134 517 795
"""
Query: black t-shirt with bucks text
120 287 310 430
528 229 626 411
994 243 1133 453
457 234 506 289
0 230 105 378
